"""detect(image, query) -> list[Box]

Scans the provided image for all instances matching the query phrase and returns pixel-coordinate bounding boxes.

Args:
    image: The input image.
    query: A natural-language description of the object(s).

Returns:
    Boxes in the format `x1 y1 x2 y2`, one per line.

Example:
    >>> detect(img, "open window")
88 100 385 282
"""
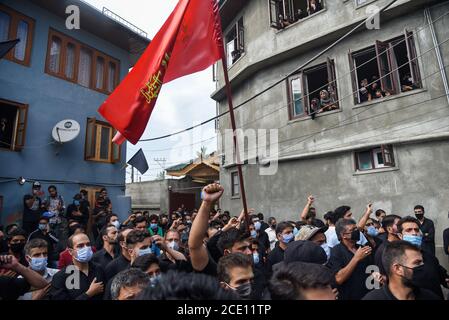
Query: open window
355 144 395 171
269 0 323 29
231 171 240 197
0 99 28 152
350 32 422 105
225 17 244 67
288 59 339 120
84 117 121 163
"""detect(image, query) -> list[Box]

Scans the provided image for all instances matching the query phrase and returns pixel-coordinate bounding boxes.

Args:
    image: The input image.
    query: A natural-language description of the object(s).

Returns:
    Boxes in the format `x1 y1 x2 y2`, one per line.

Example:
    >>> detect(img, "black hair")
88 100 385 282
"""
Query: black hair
397 216 420 234
110 268 150 300
100 224 115 238
375 209 386 217
105 213 118 224
137 270 238 300
413 205 424 213
335 218 356 241
257 213 264 221
48 185 57 191
268 217 276 225
381 214 401 233
334 206 351 220
126 229 151 247
382 240 421 276
149 214 159 222
5 224 19 235
275 222 292 236
134 216 148 225
131 253 160 271
217 253 253 284
7 228 28 241
269 262 333 300
217 227 249 254
73 193 82 201
100 188 107 193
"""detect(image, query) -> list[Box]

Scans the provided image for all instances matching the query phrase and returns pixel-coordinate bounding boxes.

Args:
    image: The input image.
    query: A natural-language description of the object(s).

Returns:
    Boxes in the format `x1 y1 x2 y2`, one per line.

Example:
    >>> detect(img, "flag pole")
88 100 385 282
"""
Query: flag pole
220 54 250 231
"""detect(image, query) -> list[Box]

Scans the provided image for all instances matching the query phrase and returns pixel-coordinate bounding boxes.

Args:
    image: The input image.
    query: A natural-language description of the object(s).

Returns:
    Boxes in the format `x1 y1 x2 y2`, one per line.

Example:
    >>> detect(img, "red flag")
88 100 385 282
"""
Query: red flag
98 0 224 145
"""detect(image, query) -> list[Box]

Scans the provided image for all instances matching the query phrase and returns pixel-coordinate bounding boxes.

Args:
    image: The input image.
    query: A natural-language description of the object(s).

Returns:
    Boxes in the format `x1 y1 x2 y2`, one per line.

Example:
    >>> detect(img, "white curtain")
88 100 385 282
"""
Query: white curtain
65 43 75 78
108 62 116 92
14 20 28 61
0 11 10 42
78 48 92 87
95 57 104 89
49 37 61 73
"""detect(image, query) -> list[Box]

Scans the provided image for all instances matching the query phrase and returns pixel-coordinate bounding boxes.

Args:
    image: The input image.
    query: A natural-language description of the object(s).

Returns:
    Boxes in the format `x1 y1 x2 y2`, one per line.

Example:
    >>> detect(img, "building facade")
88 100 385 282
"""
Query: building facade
213 0 449 262
0 0 149 225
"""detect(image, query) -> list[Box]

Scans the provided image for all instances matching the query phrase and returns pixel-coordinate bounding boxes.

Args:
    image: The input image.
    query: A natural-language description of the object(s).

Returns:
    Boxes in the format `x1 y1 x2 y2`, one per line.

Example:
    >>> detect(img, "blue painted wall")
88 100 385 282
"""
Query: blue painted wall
0 0 132 225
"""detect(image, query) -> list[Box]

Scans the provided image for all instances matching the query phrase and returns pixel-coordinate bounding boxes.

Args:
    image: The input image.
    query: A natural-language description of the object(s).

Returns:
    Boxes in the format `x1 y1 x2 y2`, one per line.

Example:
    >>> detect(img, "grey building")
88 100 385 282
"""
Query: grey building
212 0 449 264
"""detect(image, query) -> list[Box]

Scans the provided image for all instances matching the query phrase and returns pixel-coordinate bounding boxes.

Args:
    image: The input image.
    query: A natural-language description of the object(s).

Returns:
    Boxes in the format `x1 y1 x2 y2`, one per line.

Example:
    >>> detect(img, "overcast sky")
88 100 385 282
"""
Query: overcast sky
84 0 218 182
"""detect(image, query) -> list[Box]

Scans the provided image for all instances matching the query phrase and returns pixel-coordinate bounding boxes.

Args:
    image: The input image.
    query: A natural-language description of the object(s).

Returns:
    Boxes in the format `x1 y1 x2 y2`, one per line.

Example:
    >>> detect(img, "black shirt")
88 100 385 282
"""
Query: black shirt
443 228 449 256
66 204 88 225
362 284 441 300
92 247 118 270
0 276 30 300
374 240 388 275
326 243 373 300
49 262 105 300
104 254 130 282
416 249 447 299
419 218 435 256
377 232 388 243
266 244 285 275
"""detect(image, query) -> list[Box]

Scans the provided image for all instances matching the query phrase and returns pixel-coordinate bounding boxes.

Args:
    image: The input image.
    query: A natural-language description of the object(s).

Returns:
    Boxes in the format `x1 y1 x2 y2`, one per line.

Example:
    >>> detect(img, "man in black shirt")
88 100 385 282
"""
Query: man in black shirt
104 228 133 282
92 224 119 269
326 218 374 300
49 233 105 300
413 205 435 256
266 222 294 275
28 216 59 267
0 254 48 300
374 214 401 275
3 228 28 267
363 240 441 300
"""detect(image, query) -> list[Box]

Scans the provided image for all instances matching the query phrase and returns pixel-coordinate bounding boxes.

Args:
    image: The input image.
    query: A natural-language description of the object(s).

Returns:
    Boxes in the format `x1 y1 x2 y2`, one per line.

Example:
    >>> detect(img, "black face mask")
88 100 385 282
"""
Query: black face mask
350 230 360 242
401 264 426 289
415 213 424 220
271 224 277 230
10 242 25 254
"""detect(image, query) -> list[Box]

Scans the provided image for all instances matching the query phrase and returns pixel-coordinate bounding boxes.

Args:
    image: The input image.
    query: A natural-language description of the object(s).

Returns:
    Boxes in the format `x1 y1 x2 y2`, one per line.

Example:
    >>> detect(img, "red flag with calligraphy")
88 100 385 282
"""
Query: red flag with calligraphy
98 0 224 145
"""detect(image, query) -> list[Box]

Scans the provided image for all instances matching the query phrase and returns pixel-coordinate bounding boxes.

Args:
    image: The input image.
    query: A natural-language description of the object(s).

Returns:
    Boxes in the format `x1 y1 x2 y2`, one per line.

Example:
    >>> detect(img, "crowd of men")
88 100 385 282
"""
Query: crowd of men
1 181 449 300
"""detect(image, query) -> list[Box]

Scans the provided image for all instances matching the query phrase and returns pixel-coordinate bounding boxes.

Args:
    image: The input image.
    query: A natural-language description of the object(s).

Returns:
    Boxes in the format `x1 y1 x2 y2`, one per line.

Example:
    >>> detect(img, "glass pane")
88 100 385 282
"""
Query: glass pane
358 151 373 170
226 39 234 66
0 11 10 42
95 56 105 89
108 62 116 92
14 20 28 61
49 37 61 73
291 78 303 116
373 149 385 168
100 126 111 160
65 43 76 79
78 48 92 87
85 122 96 158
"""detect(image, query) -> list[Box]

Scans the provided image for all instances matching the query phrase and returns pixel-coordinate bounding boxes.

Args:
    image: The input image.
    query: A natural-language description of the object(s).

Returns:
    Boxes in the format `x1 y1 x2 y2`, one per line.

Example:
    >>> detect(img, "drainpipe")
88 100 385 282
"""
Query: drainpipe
425 8 449 105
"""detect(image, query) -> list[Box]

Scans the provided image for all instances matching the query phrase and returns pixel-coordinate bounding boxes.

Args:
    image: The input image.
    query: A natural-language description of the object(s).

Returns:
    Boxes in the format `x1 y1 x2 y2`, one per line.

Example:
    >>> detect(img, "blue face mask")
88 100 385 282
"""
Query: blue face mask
75 246 93 263
254 221 261 231
293 227 299 236
282 233 294 244
150 223 158 229
38 223 47 231
138 247 152 256
149 274 161 287
74 200 80 206
250 230 257 239
367 226 379 237
29 257 47 271
403 234 422 247
253 252 260 264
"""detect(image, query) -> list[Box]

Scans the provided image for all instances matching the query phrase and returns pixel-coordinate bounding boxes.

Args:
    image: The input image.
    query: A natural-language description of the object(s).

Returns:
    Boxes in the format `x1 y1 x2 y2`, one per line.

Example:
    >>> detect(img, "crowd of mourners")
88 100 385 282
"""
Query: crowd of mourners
1 181 449 301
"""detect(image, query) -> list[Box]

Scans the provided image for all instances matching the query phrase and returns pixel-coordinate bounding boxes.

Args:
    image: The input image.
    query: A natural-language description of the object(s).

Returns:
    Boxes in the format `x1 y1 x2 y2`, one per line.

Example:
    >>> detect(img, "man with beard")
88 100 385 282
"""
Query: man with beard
363 241 441 300
92 225 119 269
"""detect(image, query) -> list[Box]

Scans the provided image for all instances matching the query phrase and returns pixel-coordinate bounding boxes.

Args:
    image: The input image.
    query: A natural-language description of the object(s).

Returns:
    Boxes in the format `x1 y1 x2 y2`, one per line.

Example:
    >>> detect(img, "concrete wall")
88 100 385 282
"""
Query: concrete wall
214 1 449 268
0 0 132 225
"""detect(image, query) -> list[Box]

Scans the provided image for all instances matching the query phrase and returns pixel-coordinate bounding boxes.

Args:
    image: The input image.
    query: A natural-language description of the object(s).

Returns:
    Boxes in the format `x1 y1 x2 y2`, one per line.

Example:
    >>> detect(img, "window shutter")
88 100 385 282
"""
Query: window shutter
13 104 28 151
348 50 359 105
111 129 121 163
381 144 394 167
237 20 244 52
375 40 395 93
269 0 281 29
326 57 338 108
85 117 96 159
404 29 422 88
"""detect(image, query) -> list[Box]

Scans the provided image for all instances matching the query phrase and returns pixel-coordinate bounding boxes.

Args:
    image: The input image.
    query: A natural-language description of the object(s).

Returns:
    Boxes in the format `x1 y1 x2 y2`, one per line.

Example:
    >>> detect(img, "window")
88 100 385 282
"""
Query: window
84 118 120 163
45 29 120 94
349 31 421 105
0 98 28 152
231 172 240 197
288 58 338 120
269 0 323 29
0 4 35 66
225 17 244 67
355 145 395 171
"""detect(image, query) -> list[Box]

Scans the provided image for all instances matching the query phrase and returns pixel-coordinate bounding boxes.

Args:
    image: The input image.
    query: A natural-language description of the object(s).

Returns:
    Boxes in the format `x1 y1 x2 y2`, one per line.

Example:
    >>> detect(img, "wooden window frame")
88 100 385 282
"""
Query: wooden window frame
349 33 422 104
0 4 35 66
45 28 120 94
355 145 395 171
288 59 338 120
84 117 121 164
225 17 244 67
0 98 28 152
231 171 240 197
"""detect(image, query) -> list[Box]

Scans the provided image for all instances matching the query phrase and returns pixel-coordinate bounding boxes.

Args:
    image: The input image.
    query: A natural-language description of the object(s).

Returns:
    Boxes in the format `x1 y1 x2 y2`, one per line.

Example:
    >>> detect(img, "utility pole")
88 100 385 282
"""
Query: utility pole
154 157 167 180
131 166 134 183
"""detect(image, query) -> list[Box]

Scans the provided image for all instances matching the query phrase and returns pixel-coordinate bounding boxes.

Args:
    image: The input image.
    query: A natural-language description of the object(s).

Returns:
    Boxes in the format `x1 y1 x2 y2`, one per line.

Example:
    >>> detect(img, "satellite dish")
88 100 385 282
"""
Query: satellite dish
52 119 80 143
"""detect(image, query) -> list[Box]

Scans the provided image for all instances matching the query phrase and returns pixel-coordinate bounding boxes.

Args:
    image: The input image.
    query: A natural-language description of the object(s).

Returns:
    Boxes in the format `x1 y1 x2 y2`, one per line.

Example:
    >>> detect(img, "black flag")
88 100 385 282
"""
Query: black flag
127 148 149 175
0 39 20 60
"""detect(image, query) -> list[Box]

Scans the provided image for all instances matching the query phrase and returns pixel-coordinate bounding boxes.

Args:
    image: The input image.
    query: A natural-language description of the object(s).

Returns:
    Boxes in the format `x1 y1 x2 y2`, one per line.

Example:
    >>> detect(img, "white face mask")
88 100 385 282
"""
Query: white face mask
167 240 179 251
